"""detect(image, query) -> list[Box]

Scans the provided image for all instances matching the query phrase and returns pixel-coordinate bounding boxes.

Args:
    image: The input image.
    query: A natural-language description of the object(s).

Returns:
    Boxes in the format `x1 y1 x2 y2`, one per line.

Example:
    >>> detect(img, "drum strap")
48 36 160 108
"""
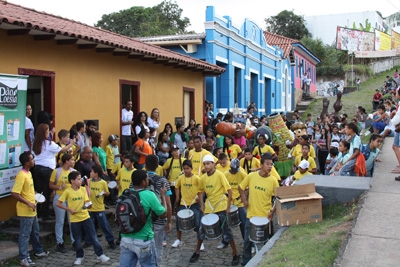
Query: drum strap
207 195 225 213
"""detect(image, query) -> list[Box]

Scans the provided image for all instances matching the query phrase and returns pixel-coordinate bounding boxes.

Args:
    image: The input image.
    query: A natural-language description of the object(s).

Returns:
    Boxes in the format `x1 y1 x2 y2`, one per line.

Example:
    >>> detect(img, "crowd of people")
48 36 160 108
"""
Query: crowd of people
13 89 395 266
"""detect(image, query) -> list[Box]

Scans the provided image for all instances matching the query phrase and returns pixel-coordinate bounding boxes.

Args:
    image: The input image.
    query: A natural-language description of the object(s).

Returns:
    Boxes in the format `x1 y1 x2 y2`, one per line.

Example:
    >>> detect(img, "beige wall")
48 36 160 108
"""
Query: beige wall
0 30 206 220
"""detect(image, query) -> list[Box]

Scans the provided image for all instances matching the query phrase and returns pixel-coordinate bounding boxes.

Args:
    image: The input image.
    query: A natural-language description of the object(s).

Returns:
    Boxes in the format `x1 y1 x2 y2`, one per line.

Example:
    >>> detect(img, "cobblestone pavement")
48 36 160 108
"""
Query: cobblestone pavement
19 212 278 267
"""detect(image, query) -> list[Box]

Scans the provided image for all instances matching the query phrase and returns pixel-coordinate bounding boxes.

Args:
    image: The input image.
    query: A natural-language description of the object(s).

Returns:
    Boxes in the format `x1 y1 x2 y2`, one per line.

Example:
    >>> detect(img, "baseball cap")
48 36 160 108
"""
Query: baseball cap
298 160 309 169
171 145 179 151
203 154 215 163
108 134 119 142
230 158 240 172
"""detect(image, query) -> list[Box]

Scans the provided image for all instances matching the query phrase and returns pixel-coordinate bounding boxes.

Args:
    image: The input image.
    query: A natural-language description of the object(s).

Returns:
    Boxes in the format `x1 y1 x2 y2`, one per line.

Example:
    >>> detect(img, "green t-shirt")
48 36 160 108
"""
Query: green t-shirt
93 146 107 171
121 189 165 241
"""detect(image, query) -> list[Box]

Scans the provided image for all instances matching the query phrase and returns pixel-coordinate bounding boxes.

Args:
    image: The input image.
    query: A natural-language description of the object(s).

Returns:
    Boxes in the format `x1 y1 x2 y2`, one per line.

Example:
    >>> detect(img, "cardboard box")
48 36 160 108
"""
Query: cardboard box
275 183 323 226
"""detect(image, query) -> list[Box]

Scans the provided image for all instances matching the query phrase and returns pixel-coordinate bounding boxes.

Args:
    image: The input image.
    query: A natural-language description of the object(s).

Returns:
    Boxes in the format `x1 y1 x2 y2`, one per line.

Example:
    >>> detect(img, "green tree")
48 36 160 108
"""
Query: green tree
265 10 311 40
95 0 191 37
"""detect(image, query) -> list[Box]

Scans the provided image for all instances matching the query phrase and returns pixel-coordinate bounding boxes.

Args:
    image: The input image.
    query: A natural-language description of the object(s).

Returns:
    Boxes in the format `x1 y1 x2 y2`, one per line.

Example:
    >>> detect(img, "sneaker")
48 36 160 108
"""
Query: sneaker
20 258 34 267
108 241 116 250
74 257 83 265
216 242 228 249
97 254 110 263
200 243 205 251
163 241 167 247
34 251 49 258
189 252 200 263
171 239 182 248
232 254 240 266
251 246 256 254
82 243 92 248
56 243 66 253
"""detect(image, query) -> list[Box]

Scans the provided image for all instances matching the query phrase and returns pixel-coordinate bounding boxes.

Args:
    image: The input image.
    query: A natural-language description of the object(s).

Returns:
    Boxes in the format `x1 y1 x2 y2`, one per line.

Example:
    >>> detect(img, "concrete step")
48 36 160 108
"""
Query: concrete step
0 241 20 265
297 101 312 111
0 227 54 243
296 175 372 205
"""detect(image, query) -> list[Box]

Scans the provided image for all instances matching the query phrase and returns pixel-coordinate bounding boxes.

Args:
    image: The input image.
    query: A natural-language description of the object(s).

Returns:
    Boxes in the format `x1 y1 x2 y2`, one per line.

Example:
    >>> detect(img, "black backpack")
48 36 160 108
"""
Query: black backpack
116 188 149 234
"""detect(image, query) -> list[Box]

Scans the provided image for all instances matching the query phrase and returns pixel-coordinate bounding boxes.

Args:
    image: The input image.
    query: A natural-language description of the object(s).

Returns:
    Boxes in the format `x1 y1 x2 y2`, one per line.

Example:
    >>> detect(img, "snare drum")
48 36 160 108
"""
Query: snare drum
228 205 240 227
201 214 222 239
249 216 270 243
108 181 117 189
177 209 195 231
34 193 45 203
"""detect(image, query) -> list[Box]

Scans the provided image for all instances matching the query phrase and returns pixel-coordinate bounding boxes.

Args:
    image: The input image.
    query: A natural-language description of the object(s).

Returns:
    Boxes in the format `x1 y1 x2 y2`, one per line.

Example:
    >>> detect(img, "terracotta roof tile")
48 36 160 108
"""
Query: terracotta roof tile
0 1 224 75
263 31 299 58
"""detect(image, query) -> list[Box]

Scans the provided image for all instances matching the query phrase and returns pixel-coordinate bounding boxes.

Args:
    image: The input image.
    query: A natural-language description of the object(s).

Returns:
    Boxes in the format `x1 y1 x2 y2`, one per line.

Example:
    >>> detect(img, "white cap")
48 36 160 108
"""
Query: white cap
203 154 215 163
298 160 309 169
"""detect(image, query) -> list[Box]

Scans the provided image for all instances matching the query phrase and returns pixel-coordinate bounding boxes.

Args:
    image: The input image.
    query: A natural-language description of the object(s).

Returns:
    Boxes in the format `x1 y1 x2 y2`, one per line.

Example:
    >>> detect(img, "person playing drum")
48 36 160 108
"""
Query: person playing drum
238 153 280 266
187 136 217 176
171 160 203 249
189 155 241 266
224 158 247 239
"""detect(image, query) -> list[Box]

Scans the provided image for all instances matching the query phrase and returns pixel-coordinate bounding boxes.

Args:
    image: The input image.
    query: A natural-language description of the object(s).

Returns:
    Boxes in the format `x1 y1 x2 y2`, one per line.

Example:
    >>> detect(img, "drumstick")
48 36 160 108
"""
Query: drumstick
220 216 227 229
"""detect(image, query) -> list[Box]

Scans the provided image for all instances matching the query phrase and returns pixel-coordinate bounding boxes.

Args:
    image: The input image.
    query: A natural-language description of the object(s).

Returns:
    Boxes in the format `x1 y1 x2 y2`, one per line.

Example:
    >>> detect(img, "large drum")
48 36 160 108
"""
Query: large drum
249 216 270 243
177 209 195 231
216 121 236 136
228 205 240 227
201 214 222 239
255 126 273 145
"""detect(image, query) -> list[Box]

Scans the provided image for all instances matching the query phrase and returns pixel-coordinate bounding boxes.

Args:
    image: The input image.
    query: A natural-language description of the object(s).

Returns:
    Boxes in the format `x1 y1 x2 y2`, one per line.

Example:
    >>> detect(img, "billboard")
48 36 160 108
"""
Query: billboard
0 74 27 198
336 26 375 52
392 29 400 50
375 29 391 51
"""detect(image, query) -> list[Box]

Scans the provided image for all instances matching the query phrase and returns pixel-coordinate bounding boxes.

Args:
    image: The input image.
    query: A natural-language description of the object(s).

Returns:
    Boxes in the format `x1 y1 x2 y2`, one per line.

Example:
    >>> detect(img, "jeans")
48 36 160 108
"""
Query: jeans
238 207 247 239
88 211 114 242
53 194 74 244
242 218 252 266
153 223 165 266
198 211 233 245
134 163 145 170
121 135 132 152
32 165 53 218
339 158 356 176
70 218 103 258
119 237 156 267
18 216 44 259
176 203 202 232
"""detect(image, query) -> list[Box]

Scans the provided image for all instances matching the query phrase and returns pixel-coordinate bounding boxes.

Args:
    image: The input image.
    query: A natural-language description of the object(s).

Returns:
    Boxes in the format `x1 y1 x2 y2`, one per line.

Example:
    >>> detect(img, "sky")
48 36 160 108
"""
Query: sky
7 0 400 33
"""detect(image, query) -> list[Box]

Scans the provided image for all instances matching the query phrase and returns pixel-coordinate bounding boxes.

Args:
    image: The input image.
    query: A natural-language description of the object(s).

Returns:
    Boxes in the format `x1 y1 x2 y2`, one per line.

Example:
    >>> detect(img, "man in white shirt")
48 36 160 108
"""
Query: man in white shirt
24 105 34 152
121 100 134 152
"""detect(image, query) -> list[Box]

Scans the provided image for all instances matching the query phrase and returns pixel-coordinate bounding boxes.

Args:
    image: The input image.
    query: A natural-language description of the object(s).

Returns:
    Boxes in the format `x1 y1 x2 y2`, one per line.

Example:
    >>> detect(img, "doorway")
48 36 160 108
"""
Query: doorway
183 88 194 127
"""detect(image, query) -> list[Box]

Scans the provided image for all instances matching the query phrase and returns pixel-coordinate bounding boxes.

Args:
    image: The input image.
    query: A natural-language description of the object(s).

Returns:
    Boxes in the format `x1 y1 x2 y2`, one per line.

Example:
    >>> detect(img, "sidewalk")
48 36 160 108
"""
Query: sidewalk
336 137 400 266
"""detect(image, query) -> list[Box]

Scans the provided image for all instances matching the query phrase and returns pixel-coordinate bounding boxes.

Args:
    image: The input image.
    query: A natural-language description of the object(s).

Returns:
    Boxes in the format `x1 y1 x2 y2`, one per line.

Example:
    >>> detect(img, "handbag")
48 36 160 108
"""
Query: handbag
396 123 400 133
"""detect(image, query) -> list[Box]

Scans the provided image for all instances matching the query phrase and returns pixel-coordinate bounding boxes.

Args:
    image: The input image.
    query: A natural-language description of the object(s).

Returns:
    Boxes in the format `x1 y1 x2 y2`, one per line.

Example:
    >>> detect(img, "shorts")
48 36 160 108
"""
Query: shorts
394 132 400 147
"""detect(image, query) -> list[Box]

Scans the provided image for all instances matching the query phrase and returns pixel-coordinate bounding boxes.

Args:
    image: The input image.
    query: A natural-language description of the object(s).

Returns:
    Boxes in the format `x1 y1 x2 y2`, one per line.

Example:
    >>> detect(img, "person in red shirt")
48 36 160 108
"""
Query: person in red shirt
372 89 383 111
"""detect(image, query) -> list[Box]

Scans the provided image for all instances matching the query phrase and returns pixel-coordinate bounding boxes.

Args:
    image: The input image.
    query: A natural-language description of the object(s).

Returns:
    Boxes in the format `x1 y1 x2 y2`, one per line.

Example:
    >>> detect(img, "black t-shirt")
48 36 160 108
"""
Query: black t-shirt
74 158 95 178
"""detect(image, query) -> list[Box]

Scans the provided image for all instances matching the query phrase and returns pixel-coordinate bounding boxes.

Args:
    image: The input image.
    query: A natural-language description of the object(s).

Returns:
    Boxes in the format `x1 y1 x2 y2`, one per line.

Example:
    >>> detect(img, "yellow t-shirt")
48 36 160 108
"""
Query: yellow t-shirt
240 158 261 174
216 164 230 173
111 161 124 175
293 170 313 180
291 144 316 158
239 171 279 218
72 145 80 162
188 149 217 176
59 187 90 223
199 170 231 214
116 167 136 196
224 144 242 160
252 145 275 157
294 156 317 172
175 174 202 207
224 170 247 208
11 169 36 217
162 157 185 183
105 144 115 170
88 179 109 212
271 166 281 181
49 167 74 196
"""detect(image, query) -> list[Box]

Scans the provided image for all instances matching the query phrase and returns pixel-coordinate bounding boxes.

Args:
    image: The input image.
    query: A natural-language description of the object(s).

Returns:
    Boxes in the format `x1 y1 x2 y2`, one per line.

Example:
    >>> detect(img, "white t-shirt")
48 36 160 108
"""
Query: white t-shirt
147 117 160 130
33 141 62 169
24 117 34 151
135 124 149 135
121 108 134 136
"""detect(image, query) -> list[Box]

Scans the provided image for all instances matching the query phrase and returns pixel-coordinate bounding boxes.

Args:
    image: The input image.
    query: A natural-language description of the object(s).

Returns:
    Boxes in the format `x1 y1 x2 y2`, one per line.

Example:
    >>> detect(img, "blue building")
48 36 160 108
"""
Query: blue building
140 6 292 116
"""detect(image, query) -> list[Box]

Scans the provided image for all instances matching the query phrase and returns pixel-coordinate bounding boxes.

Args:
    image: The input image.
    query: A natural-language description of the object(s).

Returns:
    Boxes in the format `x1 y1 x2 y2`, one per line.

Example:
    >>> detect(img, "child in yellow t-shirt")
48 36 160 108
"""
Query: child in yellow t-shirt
293 143 317 174
215 153 230 173
291 160 313 184
116 155 136 196
86 165 116 249
11 152 48 265
241 148 261 174
105 134 120 177
252 134 276 160
56 171 110 265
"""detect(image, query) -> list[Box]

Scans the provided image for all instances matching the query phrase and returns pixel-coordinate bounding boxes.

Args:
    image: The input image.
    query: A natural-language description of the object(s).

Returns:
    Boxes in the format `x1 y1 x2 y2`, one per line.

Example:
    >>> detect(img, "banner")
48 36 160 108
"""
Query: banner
336 26 375 52
375 29 391 51
0 74 27 198
392 29 400 50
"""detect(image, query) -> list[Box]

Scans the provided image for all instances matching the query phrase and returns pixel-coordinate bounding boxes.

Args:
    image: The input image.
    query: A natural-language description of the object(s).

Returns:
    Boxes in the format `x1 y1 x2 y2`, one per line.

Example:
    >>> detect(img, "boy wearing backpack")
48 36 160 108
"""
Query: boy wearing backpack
56 171 110 265
119 170 167 267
